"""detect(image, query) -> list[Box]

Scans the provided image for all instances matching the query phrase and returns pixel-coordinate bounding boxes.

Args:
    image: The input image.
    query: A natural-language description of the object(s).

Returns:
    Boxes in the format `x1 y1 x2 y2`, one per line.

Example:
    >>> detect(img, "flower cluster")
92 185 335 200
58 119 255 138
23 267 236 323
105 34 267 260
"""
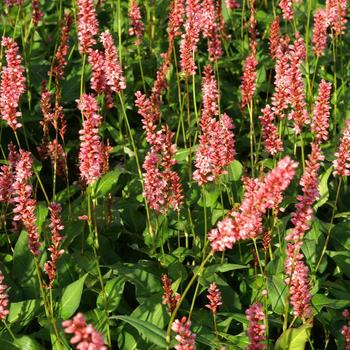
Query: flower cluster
201 0 223 61
279 0 301 21
326 0 347 36
51 13 73 80
245 303 266 350
241 54 258 109
168 0 185 40
225 0 240 9
171 317 196 350
32 0 43 26
77 0 99 53
128 0 144 46
62 313 107 350
205 282 222 315
259 105 283 155
100 30 126 93
194 113 235 185
193 65 235 185
0 270 9 321
269 16 280 59
285 243 312 319
161 274 180 314
12 150 41 256
312 9 328 57
4 0 22 6
312 1 347 56
286 143 324 242
88 49 113 108
77 94 109 184
333 120 350 177
143 126 183 213
271 36 291 118
44 203 64 288
311 80 332 143
0 37 26 130
288 33 309 134
180 0 201 76
135 37 183 213
209 157 297 252
342 309 350 350
0 144 19 203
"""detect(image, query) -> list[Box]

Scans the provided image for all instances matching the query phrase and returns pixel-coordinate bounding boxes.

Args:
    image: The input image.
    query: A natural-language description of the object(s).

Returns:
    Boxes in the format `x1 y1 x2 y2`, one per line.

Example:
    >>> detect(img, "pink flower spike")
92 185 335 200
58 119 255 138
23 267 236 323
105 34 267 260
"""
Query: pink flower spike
326 0 347 36
240 54 258 109
168 0 185 40
279 0 301 21
12 150 41 256
0 143 19 203
311 79 332 143
312 9 328 57
4 0 23 6
32 0 43 26
286 142 324 242
62 313 107 350
284 243 312 319
100 30 126 93
205 282 222 315
259 105 284 156
0 270 9 320
288 33 309 134
269 16 281 60
171 317 196 350
333 120 350 177
44 203 64 288
161 274 180 314
0 37 26 130
342 309 350 350
246 303 266 350
143 126 183 213
271 36 291 118
77 0 99 54
128 0 144 46
225 0 240 9
77 94 107 184
179 0 201 76
209 156 298 252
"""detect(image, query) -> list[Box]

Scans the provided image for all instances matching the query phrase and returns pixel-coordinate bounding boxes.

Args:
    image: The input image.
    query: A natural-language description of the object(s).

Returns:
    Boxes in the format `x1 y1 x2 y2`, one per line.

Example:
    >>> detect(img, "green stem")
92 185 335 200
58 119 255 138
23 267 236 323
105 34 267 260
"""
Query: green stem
165 253 213 349
118 93 153 234
315 178 342 273
80 53 86 96
34 259 63 350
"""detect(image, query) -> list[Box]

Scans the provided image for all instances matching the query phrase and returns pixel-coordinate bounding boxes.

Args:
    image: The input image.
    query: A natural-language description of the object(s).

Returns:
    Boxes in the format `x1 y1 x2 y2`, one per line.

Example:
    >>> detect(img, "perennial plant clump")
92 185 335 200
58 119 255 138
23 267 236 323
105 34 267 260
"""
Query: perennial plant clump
0 1 350 349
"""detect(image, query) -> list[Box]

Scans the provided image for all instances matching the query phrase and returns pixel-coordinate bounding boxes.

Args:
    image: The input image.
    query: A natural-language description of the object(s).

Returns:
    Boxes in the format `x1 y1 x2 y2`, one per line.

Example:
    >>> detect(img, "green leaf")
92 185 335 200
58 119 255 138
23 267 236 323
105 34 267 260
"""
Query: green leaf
114 315 166 348
35 202 48 234
8 299 41 327
267 275 288 315
331 222 350 251
59 274 87 319
198 184 220 208
222 160 243 182
314 166 333 210
16 336 45 350
96 276 125 312
275 325 312 350
312 294 350 313
92 169 123 197
329 251 350 278
12 231 40 299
